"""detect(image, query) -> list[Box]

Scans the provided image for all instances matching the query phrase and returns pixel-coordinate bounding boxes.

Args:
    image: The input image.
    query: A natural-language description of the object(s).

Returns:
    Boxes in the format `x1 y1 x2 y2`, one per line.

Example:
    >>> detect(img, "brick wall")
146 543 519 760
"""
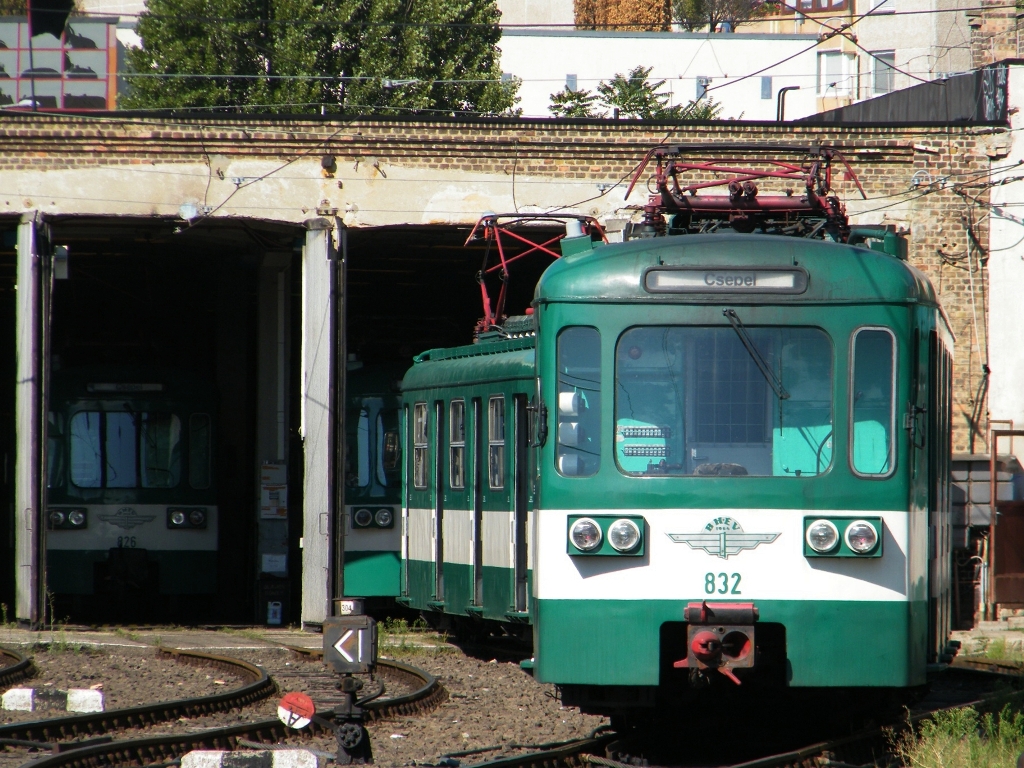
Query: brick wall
970 0 1022 68
0 113 994 450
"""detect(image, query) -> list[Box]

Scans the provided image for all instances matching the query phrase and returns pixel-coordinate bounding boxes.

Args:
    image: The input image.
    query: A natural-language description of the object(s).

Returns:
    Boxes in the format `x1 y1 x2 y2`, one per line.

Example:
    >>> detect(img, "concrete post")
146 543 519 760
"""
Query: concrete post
14 213 41 625
300 219 336 627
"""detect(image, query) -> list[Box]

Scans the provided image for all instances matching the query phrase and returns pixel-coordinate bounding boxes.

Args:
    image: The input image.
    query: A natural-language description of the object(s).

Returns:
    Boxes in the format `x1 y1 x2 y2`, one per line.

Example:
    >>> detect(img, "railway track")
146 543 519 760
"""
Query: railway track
0 642 446 768
0 647 274 745
452 659 1024 768
0 649 34 690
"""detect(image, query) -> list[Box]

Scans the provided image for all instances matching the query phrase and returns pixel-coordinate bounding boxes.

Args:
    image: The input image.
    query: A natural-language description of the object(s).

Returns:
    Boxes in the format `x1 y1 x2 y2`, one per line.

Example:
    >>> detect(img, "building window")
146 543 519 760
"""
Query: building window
818 51 858 96
873 51 896 95
566 74 577 91
784 0 847 11
761 76 772 100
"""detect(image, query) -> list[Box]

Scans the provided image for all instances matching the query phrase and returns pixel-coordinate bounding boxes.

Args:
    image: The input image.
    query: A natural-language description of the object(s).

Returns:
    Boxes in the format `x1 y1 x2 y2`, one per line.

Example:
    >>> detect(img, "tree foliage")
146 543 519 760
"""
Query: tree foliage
672 0 776 32
548 86 600 118
122 0 519 115
548 66 723 121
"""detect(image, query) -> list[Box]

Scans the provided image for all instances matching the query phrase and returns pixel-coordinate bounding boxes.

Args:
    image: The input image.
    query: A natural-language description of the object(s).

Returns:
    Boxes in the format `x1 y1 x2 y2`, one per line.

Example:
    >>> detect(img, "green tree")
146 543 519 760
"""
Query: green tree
122 0 519 115
548 86 600 118
672 0 776 32
596 65 686 119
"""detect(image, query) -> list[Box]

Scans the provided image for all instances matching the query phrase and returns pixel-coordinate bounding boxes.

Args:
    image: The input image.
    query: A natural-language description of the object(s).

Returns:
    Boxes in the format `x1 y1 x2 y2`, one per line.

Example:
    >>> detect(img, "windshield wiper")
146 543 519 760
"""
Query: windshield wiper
723 308 790 401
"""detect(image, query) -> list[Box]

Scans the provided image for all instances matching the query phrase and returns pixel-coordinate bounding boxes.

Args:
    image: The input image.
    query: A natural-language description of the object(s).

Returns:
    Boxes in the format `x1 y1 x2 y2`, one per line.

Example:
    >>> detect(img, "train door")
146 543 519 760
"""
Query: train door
513 393 529 613
401 403 409 597
473 398 484 606
928 328 953 659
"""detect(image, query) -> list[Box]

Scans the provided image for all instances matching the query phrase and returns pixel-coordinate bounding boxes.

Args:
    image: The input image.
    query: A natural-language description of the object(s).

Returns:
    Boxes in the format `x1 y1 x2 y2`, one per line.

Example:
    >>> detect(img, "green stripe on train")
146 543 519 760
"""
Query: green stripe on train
47 550 218 595
533 598 927 687
342 551 401 597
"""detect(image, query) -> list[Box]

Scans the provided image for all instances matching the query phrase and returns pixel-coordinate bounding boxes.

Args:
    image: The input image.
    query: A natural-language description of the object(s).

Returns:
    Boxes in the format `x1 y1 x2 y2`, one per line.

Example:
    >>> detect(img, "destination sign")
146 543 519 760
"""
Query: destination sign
644 267 808 294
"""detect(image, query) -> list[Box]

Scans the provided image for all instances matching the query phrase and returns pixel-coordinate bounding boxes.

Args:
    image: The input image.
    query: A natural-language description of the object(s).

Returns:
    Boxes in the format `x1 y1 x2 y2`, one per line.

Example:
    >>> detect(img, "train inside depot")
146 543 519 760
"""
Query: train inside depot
370 145 957 719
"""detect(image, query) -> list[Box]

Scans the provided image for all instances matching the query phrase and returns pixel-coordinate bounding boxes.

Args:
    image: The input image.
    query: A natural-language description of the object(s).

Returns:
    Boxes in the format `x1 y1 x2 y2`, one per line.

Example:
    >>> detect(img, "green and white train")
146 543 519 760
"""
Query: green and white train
45 369 218 618
342 151 955 717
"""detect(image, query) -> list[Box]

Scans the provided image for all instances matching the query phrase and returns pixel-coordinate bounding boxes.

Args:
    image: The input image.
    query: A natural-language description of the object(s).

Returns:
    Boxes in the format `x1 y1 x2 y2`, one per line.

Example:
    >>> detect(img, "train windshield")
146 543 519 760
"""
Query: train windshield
68 410 182 488
614 326 833 477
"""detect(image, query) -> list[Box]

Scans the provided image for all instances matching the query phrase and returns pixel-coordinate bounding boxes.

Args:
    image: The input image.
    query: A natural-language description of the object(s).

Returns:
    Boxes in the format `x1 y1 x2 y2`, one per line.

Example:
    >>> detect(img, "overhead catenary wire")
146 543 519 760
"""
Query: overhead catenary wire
44 2 1019 26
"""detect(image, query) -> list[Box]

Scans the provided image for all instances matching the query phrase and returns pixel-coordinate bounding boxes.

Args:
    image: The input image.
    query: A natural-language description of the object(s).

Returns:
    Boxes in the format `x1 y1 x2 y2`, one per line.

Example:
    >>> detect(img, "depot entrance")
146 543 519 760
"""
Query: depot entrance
13 216 305 625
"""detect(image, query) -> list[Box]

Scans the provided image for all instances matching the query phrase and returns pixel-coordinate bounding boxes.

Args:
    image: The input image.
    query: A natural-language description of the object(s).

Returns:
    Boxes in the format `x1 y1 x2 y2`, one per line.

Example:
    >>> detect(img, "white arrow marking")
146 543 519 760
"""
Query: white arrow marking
334 629 356 662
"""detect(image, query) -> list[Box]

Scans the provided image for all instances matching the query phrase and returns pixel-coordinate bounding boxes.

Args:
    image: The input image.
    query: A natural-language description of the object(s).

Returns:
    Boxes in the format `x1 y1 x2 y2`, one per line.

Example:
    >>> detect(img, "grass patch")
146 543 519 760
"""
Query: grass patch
114 627 143 642
379 626 455 658
968 637 1024 663
0 603 14 628
218 627 267 642
896 706 1024 768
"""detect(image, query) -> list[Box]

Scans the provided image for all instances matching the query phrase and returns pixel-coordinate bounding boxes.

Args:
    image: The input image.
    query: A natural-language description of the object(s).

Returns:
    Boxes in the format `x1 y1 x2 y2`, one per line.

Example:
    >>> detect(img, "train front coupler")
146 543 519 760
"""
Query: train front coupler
673 601 757 686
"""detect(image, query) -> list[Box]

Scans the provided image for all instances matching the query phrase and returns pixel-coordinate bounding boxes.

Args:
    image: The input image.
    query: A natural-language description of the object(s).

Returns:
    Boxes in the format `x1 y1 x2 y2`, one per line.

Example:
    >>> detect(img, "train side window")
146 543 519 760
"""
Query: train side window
556 327 601 477
105 412 137 488
413 402 429 489
189 413 212 489
376 414 389 487
47 411 65 489
356 409 371 487
69 411 102 488
850 327 896 477
489 396 505 489
450 400 466 489
141 413 181 488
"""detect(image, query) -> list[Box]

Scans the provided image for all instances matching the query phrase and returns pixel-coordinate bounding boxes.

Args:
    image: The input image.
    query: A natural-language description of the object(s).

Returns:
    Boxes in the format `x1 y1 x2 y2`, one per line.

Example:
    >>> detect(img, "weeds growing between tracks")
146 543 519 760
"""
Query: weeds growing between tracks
896 705 1024 767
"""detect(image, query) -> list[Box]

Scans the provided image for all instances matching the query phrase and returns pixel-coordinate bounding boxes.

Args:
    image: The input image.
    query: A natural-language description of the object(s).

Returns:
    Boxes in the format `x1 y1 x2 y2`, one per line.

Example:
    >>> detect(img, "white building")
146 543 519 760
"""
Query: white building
499 29 821 120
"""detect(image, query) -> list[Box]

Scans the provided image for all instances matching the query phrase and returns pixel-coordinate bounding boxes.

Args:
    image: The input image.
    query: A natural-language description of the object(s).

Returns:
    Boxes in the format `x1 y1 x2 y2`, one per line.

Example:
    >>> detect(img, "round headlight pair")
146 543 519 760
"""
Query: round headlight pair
169 509 206 527
569 517 641 553
806 519 879 554
49 510 87 528
353 508 393 528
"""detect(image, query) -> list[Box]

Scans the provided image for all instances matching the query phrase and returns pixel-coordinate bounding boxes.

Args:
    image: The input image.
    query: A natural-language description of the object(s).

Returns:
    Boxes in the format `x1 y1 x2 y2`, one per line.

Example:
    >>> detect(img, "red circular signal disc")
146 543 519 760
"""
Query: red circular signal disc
279 691 316 719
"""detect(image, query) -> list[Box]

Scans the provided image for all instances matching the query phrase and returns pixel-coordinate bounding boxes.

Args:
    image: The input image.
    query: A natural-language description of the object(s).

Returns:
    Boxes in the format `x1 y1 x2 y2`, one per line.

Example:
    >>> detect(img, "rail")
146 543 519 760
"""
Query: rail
0 647 35 689
3 644 446 768
0 647 274 744
459 660 1024 768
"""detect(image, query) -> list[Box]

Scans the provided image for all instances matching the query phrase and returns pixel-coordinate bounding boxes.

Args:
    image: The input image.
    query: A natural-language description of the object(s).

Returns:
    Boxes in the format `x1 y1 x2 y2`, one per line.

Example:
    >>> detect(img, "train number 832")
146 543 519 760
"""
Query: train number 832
704 572 741 595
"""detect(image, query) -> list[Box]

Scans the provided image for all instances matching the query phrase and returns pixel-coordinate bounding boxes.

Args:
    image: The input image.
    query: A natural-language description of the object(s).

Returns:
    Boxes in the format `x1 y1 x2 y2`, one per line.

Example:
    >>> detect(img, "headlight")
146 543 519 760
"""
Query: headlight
607 519 641 552
189 509 206 526
353 508 373 527
68 510 86 527
49 511 65 527
845 520 879 554
170 510 186 526
806 519 839 553
569 517 602 552
375 508 393 527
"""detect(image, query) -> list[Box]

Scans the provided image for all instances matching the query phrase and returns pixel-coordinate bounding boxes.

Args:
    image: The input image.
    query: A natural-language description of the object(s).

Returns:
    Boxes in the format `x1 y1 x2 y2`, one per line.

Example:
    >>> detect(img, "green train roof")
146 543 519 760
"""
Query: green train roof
535 234 938 306
403 337 535 392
